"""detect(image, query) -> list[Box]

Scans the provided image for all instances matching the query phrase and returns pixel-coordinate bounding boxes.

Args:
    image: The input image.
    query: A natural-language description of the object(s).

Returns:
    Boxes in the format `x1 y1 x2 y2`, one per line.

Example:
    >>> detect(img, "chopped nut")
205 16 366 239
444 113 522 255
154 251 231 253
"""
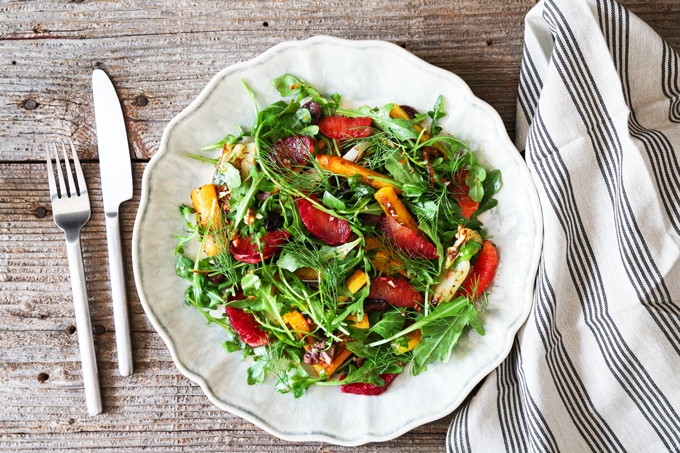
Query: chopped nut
303 341 337 366
244 208 257 226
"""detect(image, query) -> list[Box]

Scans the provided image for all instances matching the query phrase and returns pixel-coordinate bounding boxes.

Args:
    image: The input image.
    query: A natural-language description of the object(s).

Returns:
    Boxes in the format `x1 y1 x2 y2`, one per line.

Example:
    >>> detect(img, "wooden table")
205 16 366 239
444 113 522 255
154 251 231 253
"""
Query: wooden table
2 1 678 451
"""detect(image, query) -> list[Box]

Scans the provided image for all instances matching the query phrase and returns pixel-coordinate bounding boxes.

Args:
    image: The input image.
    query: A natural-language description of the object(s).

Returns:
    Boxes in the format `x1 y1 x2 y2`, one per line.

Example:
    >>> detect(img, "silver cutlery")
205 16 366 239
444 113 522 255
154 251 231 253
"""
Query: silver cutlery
92 69 134 376
45 140 102 416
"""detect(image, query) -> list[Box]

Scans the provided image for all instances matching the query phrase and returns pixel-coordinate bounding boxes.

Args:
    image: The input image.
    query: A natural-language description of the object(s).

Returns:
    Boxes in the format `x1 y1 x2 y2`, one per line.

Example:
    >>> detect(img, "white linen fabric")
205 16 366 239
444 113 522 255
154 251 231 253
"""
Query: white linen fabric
448 0 680 451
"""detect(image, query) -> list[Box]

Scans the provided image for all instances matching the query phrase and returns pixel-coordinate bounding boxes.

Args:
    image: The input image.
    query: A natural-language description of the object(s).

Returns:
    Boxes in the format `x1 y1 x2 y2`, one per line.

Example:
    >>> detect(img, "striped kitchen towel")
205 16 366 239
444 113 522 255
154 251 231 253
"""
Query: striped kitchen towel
448 0 680 451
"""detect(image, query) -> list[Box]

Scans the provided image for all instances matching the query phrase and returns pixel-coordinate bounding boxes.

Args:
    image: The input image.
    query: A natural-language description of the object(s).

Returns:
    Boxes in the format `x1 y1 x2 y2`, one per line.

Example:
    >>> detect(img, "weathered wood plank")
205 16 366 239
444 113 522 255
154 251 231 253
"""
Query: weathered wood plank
0 0 535 162
0 427 453 453
3 1 675 163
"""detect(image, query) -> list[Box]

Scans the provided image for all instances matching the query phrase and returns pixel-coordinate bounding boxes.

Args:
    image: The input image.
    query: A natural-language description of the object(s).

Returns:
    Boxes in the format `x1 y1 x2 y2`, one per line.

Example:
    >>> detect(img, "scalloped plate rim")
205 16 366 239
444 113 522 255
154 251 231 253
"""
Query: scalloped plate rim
132 35 543 446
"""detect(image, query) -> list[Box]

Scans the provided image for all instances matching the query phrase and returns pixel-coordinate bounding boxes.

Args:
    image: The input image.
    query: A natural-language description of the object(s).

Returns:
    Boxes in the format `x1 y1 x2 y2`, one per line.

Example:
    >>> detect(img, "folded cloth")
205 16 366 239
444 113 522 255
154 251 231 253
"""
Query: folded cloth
447 0 680 451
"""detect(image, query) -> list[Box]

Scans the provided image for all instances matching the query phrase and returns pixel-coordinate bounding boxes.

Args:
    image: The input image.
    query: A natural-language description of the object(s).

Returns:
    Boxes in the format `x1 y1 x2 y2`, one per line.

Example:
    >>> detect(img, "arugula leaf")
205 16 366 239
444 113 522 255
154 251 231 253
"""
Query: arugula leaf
257 100 289 127
331 93 341 107
233 166 265 229
174 240 192 259
406 199 439 220
318 237 362 261
368 296 478 347
247 358 267 385
174 206 199 254
178 260 245 339
384 154 420 186
223 338 243 353
427 95 446 136
201 126 244 152
179 204 196 225
298 125 319 137
272 74 304 97
411 316 469 375
334 362 385 387
370 310 406 339
244 340 324 397
241 272 262 294
175 254 194 280
277 101 303 122
276 253 304 273
401 183 426 197
323 191 347 211
276 366 325 398
253 282 295 341
475 169 502 216
411 301 484 375
347 175 376 198
466 163 487 202
333 341 404 385
378 118 420 141
270 74 340 110
332 283 370 327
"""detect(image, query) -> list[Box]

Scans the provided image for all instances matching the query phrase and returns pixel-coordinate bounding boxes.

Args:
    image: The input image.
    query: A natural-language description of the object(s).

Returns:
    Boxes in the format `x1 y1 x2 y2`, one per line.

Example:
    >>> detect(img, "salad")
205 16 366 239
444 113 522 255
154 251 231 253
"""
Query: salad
174 74 502 397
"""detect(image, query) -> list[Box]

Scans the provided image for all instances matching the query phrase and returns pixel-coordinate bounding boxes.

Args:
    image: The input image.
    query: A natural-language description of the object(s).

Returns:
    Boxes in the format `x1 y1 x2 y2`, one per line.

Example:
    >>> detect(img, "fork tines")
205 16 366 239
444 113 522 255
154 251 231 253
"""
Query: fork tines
45 139 87 200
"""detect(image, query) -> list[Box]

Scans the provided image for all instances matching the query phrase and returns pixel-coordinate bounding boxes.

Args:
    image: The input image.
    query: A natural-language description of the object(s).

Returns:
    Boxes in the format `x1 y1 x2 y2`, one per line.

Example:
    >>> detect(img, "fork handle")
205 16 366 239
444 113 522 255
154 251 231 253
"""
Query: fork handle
105 211 134 376
65 231 103 416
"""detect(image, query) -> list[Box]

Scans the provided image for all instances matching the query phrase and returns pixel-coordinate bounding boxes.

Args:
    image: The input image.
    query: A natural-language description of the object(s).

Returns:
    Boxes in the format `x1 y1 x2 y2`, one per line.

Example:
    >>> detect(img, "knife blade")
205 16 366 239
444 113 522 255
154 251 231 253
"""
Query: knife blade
92 68 134 376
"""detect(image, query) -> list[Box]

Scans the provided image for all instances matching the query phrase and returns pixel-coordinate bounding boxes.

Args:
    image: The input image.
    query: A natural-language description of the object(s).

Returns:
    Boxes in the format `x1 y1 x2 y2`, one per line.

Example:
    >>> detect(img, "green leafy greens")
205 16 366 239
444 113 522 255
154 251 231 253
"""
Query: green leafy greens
174 74 502 397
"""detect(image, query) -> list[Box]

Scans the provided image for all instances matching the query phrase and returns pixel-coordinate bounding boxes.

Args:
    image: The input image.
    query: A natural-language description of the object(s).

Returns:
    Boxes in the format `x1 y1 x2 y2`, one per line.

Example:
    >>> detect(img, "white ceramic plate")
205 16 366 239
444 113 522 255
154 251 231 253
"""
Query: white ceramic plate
133 36 542 446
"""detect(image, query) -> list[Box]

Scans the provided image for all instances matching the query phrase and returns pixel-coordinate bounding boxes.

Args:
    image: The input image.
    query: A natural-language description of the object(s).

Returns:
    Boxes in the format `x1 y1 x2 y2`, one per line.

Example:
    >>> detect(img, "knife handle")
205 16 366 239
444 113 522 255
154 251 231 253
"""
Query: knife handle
105 210 134 376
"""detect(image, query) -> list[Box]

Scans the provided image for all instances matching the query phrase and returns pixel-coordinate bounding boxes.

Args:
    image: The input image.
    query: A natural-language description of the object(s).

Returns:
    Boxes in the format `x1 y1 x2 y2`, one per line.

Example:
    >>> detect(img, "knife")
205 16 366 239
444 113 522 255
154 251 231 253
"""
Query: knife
92 69 134 376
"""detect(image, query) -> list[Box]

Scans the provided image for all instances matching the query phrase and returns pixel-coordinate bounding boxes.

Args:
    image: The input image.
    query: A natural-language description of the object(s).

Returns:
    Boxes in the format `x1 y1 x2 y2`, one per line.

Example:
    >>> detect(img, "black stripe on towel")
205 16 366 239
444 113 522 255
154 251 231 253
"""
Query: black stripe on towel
518 44 544 125
514 339 560 453
541 1 680 447
448 398 471 453
528 113 626 452
661 40 680 123
598 0 680 239
496 337 560 453
497 342 529 453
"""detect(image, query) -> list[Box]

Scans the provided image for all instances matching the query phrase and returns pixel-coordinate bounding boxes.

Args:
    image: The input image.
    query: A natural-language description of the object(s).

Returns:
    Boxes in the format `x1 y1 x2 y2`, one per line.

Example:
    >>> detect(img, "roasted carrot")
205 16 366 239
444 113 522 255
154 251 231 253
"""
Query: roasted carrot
316 155 402 194
374 186 421 235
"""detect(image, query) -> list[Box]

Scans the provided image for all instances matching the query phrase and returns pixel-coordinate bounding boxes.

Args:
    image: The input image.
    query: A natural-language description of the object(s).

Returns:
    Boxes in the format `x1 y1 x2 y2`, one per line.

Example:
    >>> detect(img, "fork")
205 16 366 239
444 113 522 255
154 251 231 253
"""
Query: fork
45 140 102 416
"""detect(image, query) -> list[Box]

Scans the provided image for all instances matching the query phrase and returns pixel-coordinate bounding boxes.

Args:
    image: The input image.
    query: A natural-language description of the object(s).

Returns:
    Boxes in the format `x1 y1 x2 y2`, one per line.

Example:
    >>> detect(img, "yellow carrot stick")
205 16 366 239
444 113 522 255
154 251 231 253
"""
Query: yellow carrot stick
315 155 402 194
374 186 421 234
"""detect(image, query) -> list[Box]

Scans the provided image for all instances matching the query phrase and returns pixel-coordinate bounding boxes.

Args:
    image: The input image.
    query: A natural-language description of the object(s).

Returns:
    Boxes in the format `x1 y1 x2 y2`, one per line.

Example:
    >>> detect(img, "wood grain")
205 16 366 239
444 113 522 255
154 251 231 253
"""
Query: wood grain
3 0 680 451
1 0 536 162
